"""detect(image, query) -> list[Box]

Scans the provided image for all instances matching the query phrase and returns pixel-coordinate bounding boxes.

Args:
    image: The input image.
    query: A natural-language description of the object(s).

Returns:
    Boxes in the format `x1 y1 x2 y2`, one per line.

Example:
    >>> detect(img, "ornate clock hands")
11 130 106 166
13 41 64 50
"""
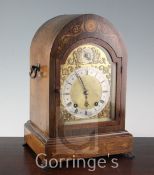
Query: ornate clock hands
74 58 89 107
75 72 89 107
75 72 87 94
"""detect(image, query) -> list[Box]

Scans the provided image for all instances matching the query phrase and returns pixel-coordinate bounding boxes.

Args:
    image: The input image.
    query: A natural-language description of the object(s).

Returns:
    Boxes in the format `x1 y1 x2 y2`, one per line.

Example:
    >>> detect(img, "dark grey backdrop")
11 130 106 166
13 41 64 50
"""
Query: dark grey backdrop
0 0 153 136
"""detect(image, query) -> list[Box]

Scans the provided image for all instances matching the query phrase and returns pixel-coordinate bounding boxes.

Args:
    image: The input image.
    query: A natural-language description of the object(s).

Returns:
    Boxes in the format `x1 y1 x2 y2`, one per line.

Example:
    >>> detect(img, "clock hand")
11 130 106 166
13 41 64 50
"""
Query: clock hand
75 72 88 95
75 72 89 107
74 57 87 92
84 94 89 107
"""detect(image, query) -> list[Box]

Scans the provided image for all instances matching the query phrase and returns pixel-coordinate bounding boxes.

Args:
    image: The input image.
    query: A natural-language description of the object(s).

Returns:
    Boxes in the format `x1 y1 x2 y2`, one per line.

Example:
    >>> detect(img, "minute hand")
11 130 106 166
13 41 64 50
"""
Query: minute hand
75 72 87 94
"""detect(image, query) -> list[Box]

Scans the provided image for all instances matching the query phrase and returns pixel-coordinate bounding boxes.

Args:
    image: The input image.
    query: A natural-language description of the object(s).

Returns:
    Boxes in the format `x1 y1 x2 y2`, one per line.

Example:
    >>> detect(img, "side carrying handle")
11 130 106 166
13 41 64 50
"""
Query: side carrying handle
29 64 40 79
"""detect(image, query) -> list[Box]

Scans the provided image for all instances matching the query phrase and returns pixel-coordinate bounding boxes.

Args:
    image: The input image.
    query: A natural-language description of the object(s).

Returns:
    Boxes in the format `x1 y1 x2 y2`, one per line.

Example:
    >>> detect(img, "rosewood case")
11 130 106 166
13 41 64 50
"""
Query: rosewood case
24 14 133 160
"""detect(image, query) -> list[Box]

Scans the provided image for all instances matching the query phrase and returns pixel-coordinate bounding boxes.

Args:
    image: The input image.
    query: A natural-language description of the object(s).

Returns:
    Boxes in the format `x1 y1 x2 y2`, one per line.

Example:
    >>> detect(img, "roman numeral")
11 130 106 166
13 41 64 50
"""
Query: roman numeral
100 100 104 103
67 102 72 106
63 93 70 95
66 80 72 85
74 109 78 113
103 90 108 93
101 80 105 83
86 69 88 75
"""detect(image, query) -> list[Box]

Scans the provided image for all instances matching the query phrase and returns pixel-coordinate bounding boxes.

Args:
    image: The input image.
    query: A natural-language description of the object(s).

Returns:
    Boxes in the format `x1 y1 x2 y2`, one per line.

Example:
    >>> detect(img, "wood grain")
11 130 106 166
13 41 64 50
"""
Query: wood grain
0 137 153 175
25 121 133 161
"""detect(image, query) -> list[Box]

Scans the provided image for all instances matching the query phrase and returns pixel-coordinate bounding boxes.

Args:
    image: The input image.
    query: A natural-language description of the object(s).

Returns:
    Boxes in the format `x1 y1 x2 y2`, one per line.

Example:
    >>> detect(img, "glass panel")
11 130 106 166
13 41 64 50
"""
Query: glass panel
60 43 116 125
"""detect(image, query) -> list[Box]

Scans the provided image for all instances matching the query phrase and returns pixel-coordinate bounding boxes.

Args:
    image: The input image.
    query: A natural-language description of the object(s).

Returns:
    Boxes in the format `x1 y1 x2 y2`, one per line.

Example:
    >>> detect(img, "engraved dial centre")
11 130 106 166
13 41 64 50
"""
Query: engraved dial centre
71 75 102 109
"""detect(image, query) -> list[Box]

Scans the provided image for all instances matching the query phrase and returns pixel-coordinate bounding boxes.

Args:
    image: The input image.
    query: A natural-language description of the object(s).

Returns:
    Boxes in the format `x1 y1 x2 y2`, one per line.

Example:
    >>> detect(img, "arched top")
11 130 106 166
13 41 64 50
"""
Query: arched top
30 14 127 66
52 14 127 60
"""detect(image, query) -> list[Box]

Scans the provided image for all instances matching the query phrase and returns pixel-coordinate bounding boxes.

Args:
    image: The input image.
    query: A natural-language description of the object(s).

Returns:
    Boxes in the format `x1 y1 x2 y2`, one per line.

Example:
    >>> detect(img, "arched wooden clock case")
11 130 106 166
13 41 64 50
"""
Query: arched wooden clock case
24 14 133 160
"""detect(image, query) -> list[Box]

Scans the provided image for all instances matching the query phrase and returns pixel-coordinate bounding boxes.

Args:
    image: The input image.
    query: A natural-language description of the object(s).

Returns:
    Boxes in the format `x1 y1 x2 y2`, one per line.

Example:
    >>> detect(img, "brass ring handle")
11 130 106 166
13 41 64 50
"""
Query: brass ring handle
29 64 40 79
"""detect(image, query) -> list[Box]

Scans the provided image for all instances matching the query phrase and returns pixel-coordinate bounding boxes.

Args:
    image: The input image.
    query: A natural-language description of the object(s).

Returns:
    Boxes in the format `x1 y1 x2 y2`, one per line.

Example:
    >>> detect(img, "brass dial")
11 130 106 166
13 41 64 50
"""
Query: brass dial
60 43 113 122
61 67 110 118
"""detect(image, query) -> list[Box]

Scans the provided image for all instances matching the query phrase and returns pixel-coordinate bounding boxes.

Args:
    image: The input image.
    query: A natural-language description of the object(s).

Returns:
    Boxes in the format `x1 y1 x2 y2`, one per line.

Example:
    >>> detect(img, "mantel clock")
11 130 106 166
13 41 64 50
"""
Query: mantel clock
24 14 133 161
